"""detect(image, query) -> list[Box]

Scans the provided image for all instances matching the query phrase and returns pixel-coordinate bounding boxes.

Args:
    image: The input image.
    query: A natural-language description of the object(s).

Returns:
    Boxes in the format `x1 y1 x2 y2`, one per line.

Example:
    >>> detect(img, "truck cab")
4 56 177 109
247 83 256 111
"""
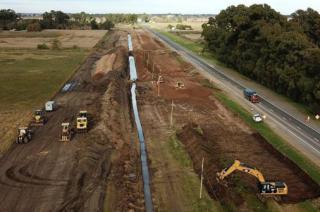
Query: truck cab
244 88 260 103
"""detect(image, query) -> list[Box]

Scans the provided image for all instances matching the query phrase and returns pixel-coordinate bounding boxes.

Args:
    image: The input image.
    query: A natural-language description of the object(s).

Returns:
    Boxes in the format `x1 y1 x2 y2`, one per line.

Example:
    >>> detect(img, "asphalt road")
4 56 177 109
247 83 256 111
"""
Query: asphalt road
147 28 320 161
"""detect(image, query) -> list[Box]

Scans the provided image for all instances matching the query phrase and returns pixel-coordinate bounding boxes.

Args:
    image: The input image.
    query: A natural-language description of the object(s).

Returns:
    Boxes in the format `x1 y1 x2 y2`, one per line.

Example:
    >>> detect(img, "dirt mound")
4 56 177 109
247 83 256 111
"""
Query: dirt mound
93 53 116 80
177 123 320 205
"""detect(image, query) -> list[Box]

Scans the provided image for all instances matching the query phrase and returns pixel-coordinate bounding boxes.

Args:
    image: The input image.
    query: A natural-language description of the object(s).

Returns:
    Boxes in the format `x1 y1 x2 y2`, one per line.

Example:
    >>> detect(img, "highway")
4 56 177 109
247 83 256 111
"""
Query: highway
147 27 320 162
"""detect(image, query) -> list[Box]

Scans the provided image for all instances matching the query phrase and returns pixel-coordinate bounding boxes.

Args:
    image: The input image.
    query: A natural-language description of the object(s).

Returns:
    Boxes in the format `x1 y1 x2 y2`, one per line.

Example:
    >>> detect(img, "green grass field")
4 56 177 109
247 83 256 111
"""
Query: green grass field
0 48 88 109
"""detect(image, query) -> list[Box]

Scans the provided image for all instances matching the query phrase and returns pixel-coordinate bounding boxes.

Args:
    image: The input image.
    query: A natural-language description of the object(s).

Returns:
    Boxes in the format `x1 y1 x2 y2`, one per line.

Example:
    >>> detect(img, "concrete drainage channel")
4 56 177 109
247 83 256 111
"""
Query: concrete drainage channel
128 34 154 212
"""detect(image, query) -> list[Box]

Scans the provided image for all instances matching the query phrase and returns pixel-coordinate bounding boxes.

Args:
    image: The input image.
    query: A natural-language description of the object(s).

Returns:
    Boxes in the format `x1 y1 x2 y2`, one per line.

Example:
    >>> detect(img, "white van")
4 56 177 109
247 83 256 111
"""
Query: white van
45 101 56 112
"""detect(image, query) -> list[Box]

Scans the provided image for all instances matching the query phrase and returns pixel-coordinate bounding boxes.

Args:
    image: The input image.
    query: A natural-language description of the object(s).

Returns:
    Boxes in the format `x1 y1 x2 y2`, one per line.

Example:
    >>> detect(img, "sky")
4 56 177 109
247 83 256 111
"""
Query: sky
0 0 319 15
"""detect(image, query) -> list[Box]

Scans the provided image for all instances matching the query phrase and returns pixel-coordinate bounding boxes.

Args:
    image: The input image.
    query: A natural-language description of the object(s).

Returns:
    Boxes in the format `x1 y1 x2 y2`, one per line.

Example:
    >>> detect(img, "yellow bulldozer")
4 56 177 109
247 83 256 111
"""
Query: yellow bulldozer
217 160 288 199
76 110 88 133
31 109 47 126
60 122 72 141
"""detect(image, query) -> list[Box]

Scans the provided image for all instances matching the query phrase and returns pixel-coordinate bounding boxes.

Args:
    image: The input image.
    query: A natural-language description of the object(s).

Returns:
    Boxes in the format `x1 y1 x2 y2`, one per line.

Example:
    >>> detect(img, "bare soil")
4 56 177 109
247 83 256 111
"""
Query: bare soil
131 29 320 210
0 30 144 212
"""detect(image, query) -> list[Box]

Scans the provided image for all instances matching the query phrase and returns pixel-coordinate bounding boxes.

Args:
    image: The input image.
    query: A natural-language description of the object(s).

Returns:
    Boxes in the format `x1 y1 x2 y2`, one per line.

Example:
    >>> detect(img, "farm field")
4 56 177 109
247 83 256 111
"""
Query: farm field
0 48 88 155
0 29 107 155
0 30 107 48
149 21 204 31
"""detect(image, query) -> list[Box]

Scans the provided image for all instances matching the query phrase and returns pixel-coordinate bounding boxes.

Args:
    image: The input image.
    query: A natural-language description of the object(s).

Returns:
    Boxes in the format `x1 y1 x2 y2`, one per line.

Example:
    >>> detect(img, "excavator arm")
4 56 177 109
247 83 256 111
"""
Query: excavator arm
217 160 265 183
217 160 288 196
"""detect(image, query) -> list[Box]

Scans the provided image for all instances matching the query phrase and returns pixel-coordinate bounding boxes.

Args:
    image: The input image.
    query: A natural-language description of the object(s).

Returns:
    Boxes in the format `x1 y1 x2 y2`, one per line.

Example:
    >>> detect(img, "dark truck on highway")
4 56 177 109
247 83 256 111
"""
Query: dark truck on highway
243 88 260 103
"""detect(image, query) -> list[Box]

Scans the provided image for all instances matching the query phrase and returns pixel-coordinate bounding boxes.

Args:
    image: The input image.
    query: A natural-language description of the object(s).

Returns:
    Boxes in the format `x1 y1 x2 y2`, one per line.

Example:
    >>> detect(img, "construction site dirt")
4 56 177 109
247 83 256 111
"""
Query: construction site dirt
131 29 320 210
1 27 320 212
0 30 144 212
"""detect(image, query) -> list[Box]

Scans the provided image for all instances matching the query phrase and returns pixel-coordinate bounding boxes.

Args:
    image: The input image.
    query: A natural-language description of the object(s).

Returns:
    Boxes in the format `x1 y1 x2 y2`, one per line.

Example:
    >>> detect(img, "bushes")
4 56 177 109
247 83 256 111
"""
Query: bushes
37 39 62 50
37 43 49 49
99 20 114 30
176 24 193 30
51 39 61 50
27 22 41 32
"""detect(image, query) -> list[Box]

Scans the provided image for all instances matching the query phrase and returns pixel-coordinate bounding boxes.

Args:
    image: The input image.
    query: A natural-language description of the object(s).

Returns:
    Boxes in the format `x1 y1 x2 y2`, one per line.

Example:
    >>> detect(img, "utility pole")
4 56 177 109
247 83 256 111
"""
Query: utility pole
170 100 174 128
152 63 155 81
157 80 160 97
200 157 204 199
146 51 149 68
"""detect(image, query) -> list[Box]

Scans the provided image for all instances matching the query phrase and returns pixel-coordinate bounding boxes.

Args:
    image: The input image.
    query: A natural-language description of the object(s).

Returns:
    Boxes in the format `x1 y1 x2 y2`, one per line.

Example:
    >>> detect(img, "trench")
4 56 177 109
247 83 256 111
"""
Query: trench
128 33 154 212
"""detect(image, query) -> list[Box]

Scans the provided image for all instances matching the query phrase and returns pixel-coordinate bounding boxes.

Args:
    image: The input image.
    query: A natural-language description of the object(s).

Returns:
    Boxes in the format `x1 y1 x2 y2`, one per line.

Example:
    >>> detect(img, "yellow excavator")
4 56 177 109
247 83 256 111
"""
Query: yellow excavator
217 160 288 197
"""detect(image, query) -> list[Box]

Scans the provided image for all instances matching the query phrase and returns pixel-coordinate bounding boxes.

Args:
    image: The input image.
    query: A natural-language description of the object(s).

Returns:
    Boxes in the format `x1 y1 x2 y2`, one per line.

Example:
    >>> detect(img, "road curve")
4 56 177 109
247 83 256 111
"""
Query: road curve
146 27 320 160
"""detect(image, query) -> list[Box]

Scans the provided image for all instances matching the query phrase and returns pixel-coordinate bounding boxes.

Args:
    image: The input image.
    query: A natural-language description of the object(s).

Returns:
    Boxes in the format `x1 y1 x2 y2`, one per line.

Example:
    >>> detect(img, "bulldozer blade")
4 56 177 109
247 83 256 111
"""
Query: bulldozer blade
30 122 45 127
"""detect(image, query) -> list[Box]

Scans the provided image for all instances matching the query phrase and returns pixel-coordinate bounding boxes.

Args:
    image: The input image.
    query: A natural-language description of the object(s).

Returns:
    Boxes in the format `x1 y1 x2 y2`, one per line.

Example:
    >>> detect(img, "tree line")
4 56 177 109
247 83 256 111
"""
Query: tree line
0 9 139 31
202 4 320 113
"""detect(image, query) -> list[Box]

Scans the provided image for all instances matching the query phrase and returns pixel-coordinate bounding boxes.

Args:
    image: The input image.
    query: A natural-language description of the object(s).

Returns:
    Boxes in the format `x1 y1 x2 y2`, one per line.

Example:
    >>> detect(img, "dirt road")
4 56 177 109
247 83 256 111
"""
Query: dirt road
0 30 144 212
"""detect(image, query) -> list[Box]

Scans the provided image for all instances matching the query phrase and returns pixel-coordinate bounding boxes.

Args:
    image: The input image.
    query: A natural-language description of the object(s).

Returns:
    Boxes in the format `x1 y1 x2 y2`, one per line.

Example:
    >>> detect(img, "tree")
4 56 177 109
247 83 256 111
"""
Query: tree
41 10 69 29
0 9 19 30
202 4 320 113
41 11 54 29
90 19 99 29
99 19 114 30
290 8 320 46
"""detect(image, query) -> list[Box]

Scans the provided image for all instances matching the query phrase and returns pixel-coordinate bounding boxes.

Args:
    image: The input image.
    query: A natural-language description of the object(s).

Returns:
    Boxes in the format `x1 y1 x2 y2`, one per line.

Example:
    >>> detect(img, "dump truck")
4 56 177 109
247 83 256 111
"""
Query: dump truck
217 160 288 200
243 88 260 103
16 127 32 144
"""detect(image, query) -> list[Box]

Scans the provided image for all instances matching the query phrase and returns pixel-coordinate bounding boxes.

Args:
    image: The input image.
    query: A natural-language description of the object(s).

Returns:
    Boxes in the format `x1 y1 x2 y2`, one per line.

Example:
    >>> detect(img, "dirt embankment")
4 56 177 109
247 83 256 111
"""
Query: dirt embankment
0 30 143 212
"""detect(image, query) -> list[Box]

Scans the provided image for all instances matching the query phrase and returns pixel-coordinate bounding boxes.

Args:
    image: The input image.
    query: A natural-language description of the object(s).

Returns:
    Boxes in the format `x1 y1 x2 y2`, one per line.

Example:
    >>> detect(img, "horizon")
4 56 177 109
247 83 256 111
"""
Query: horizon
1 0 319 15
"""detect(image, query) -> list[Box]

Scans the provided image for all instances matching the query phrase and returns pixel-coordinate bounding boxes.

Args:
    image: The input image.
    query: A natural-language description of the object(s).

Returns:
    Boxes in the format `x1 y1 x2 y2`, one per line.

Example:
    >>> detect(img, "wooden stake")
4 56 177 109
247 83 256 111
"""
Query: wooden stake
200 157 204 199
170 100 174 127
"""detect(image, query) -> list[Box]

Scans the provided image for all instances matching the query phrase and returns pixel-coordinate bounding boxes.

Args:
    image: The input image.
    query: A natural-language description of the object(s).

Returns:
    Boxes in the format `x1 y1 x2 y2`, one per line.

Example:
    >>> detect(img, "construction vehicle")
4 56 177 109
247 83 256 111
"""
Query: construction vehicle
76 110 88 133
217 160 288 198
61 122 72 141
16 127 32 144
176 81 185 89
243 88 260 103
31 109 47 126
45 101 56 112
